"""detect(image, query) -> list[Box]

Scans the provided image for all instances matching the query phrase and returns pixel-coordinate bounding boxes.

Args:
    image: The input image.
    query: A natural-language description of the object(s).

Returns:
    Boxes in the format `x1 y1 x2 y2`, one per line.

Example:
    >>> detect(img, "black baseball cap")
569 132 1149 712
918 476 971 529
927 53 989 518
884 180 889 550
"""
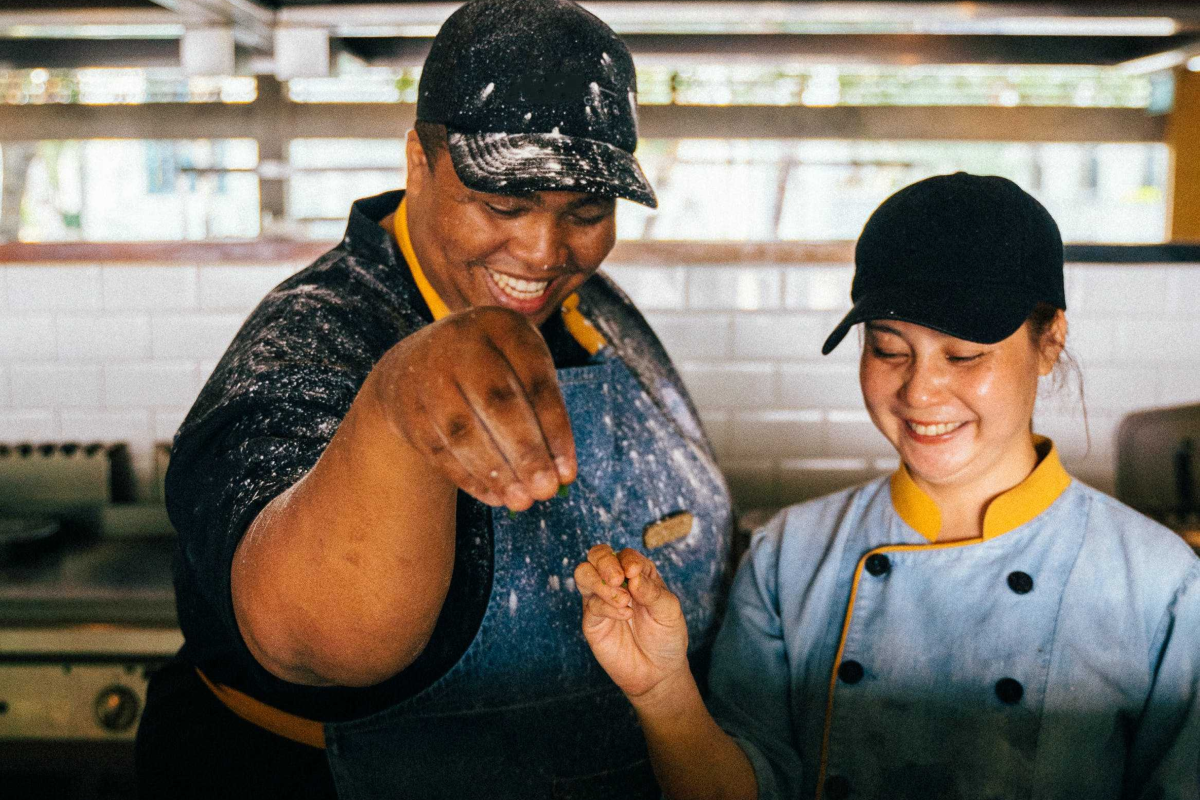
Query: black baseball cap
821 172 1065 355
416 0 657 208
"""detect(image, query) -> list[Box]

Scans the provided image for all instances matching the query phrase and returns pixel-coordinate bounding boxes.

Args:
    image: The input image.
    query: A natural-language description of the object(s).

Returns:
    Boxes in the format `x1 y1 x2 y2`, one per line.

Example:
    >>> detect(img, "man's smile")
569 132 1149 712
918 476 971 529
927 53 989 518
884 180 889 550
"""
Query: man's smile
486 267 553 301
481 265 566 316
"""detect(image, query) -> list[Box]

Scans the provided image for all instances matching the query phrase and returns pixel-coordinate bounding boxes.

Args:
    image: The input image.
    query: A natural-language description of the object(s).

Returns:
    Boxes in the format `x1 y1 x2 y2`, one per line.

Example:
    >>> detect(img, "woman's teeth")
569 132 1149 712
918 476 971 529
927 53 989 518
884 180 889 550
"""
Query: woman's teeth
908 421 964 437
488 269 550 300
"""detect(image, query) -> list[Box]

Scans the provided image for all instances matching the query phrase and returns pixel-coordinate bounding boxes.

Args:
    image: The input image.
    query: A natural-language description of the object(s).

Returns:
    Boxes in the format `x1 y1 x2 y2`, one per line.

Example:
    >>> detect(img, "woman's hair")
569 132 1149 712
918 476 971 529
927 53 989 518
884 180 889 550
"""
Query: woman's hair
1027 302 1090 453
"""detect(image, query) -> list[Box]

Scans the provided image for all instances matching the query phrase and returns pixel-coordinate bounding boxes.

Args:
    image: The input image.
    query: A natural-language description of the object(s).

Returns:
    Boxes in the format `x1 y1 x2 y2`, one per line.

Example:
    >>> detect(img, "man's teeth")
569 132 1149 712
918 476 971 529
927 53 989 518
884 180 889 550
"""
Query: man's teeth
908 421 964 436
489 269 550 300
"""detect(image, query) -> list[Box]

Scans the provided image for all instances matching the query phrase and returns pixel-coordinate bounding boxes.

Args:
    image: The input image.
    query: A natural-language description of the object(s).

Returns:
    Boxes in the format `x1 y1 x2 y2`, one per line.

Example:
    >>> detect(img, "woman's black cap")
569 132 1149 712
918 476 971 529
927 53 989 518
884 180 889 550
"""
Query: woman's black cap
822 172 1066 355
416 0 656 207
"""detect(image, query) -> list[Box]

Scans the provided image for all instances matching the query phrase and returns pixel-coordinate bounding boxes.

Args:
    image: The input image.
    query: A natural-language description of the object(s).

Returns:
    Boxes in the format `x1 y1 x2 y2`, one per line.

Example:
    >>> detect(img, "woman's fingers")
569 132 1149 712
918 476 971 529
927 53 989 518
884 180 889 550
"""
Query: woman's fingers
617 548 661 591
616 549 683 626
580 546 680 627
586 543 628 588
574 560 630 607
585 593 633 622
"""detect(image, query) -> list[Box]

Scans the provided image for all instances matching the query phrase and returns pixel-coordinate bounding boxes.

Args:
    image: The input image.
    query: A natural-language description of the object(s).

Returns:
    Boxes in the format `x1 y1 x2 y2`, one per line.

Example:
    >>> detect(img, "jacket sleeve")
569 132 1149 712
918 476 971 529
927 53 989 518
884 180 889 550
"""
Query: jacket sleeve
166 261 415 704
704 512 805 800
1126 561 1200 800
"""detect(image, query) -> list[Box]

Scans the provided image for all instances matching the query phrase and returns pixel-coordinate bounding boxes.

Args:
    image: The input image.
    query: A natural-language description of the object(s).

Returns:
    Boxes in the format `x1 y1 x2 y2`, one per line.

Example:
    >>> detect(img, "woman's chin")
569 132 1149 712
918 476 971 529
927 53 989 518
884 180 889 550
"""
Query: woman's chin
899 445 974 487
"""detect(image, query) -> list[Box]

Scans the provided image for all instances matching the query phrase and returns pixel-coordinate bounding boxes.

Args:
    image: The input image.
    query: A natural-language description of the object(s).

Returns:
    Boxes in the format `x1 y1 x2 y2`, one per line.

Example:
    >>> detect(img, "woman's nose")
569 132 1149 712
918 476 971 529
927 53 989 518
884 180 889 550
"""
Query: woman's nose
509 217 568 271
899 358 950 407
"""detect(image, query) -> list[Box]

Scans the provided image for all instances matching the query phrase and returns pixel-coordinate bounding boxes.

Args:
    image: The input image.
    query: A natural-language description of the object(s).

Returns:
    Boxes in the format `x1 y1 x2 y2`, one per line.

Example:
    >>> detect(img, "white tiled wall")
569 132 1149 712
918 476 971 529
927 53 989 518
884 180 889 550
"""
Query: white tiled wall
1 260 1198 507
609 260 1200 505
0 263 303 499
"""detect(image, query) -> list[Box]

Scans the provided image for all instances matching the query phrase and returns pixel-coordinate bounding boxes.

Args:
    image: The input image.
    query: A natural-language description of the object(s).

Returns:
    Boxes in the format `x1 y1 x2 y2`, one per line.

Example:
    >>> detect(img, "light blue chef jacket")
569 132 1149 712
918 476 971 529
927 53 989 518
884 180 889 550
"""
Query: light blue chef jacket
707 441 1200 800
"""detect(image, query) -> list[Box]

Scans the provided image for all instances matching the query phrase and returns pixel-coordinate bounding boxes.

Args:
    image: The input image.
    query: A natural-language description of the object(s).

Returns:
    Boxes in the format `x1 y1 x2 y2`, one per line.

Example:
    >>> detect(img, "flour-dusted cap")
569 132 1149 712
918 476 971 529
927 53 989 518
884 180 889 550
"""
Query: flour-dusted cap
417 0 657 207
822 172 1066 355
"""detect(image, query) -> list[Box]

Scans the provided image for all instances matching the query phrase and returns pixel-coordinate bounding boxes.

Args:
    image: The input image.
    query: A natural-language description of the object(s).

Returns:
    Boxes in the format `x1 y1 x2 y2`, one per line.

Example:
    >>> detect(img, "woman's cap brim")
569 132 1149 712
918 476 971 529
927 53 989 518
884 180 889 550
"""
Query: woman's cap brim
821 287 1041 355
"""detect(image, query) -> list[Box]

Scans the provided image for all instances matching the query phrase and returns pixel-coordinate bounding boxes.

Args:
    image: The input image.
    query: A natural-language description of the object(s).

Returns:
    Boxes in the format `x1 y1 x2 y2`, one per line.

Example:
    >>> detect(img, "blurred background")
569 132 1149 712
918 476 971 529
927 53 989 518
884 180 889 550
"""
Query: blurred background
1 2 1199 795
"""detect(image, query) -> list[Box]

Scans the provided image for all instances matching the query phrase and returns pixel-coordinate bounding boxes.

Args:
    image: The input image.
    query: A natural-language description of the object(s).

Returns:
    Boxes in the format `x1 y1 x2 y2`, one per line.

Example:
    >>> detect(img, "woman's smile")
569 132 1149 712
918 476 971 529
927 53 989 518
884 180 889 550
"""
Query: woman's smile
903 419 969 441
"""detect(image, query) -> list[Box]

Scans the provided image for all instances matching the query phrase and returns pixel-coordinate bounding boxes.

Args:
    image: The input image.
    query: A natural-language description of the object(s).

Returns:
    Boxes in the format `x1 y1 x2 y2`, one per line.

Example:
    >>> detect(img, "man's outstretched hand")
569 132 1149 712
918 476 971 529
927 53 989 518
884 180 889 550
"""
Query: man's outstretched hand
376 306 576 511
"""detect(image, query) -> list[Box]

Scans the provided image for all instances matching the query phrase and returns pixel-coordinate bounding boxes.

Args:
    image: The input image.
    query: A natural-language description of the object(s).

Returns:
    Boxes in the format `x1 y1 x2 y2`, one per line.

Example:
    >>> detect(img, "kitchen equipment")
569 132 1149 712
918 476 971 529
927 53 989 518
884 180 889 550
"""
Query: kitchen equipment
0 441 182 797
0 516 60 550
0 442 115 513
1116 403 1200 552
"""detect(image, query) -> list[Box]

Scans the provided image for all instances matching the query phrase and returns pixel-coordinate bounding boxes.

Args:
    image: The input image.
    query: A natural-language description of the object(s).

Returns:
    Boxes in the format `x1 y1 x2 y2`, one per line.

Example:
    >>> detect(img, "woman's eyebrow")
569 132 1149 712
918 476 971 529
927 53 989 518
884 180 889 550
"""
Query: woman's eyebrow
865 322 903 337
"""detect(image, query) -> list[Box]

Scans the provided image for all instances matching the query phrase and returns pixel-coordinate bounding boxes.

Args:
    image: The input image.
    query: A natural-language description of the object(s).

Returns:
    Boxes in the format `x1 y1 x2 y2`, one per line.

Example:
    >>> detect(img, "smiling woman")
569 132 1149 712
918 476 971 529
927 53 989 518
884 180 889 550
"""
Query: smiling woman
858 313 1064 542
575 171 1200 800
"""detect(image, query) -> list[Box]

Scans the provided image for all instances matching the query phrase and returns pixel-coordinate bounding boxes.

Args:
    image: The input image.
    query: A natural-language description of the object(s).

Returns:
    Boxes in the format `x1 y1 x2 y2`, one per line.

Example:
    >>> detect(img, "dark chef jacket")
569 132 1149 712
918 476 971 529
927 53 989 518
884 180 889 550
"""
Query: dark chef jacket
137 190 728 796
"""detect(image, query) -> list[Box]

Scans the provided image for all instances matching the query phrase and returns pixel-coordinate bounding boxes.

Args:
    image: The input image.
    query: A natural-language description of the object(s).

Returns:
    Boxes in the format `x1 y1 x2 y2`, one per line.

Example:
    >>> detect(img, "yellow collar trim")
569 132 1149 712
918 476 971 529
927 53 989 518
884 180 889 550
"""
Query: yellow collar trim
395 197 450 321
560 293 606 356
890 437 1071 543
393 197 605 355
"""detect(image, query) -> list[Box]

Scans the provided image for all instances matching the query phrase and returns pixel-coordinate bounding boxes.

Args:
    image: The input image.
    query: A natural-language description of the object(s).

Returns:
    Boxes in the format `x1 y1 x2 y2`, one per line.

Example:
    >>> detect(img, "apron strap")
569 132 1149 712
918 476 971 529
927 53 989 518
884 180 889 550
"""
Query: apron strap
196 667 326 749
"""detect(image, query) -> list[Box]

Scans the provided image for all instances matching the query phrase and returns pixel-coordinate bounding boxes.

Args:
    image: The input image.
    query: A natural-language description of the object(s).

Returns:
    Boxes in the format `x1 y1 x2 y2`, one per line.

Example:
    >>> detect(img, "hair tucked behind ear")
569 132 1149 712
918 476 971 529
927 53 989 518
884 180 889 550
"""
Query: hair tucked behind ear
1027 302 1089 454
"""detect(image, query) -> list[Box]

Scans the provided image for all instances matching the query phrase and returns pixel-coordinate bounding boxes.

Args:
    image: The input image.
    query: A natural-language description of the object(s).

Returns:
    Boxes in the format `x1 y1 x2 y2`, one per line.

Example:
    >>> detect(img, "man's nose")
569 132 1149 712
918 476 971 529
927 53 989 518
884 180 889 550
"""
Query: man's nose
508 217 568 271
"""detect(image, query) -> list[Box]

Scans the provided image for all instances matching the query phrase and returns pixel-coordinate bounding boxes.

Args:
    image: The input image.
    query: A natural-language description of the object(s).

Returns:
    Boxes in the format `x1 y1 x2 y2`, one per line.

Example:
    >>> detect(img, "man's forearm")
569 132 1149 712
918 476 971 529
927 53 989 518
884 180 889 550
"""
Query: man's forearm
630 672 758 800
231 362 459 687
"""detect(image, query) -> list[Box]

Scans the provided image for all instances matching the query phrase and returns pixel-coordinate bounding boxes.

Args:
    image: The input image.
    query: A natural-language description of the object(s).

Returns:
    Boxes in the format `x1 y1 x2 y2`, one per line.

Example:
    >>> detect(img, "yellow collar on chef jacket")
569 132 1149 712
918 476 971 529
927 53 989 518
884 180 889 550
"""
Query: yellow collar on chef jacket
393 197 606 355
890 436 1071 543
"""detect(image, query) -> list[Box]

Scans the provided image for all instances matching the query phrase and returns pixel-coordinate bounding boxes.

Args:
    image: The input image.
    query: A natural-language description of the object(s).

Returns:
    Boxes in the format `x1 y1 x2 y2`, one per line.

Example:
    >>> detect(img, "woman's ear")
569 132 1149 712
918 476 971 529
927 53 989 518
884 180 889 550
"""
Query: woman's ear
1036 310 1067 376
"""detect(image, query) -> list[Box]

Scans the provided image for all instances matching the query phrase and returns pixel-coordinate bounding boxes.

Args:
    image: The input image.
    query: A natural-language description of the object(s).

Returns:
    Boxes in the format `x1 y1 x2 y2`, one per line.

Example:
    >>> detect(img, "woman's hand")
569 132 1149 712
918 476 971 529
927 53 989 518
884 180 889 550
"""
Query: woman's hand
575 545 690 700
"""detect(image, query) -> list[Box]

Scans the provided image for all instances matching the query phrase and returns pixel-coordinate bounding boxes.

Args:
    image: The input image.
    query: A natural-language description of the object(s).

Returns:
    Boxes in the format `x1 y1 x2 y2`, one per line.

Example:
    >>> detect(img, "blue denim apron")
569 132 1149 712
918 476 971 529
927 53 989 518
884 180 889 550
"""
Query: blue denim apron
323 350 732 799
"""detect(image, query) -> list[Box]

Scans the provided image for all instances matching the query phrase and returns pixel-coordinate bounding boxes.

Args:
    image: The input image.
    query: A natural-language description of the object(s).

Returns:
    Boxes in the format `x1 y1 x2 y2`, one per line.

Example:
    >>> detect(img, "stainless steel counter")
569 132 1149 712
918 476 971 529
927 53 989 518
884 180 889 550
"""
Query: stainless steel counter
0 533 177 627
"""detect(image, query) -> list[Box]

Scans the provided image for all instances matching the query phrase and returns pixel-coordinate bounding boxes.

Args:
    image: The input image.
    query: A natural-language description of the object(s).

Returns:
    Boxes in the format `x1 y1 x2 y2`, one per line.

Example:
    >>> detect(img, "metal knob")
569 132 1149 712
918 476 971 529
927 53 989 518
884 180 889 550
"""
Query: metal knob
94 685 140 732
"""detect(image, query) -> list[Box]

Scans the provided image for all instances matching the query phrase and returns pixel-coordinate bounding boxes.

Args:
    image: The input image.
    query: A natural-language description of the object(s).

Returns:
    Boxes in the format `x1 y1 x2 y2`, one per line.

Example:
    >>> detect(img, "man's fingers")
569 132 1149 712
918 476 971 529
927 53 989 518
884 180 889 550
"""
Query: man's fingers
394 308 580 508
456 353 560 503
473 308 577 486
502 348 577 485
422 446 503 507
416 370 530 509
404 394 505 505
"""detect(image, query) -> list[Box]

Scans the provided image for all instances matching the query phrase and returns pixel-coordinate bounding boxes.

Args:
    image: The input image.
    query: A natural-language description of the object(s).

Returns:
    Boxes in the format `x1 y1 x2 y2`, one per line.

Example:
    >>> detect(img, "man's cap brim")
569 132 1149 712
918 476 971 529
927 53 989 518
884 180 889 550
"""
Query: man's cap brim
447 131 657 208
821 285 1040 355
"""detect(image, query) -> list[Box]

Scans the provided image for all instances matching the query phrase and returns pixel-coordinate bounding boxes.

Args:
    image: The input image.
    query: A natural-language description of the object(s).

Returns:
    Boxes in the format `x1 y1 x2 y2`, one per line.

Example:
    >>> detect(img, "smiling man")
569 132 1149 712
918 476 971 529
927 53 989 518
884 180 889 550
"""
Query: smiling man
135 1 732 798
